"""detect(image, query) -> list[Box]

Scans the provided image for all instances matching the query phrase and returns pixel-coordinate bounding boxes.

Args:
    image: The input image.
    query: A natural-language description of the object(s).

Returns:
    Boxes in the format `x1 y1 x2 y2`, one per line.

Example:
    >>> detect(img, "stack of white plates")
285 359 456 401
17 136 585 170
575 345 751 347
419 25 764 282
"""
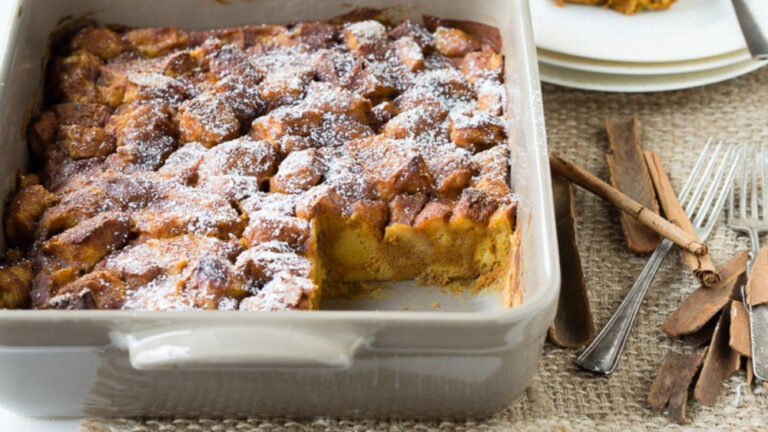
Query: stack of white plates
531 0 768 92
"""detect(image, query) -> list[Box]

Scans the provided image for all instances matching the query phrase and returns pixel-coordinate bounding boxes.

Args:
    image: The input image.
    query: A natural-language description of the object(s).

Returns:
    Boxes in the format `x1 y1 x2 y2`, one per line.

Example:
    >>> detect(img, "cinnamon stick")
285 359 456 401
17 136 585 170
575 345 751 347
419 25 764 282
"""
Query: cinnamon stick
605 117 661 254
644 150 719 288
746 246 768 306
729 300 751 357
662 250 749 337
694 302 742 406
548 175 595 348
648 349 707 424
549 152 708 256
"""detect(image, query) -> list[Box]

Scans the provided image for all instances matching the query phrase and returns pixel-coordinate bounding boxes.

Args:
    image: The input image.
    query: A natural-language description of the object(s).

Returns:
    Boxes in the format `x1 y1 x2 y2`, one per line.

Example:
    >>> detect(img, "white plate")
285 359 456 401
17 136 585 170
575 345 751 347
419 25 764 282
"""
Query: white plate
531 0 758 63
539 58 767 92
538 48 752 75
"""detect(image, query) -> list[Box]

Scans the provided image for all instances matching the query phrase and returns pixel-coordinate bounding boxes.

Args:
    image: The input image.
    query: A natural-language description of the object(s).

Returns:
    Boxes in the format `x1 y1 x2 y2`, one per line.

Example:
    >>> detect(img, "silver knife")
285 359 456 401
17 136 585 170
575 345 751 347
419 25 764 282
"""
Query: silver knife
731 0 768 60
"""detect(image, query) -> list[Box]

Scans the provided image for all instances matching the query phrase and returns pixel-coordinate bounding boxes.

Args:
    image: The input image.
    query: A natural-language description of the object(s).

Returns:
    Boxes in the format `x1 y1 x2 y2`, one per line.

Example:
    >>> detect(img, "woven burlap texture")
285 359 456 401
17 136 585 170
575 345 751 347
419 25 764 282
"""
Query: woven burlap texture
83 67 768 432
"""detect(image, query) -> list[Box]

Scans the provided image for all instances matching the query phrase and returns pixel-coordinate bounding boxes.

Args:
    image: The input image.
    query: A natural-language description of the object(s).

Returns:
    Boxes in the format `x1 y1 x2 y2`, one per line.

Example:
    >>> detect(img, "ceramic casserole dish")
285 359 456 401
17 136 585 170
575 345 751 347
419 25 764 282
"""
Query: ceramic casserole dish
0 0 558 418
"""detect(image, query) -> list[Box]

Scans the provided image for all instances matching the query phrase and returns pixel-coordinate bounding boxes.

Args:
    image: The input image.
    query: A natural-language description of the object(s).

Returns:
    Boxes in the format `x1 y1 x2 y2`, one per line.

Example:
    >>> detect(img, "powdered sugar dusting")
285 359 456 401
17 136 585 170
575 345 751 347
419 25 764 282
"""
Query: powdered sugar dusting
239 271 314 311
22 16 514 311
344 20 387 48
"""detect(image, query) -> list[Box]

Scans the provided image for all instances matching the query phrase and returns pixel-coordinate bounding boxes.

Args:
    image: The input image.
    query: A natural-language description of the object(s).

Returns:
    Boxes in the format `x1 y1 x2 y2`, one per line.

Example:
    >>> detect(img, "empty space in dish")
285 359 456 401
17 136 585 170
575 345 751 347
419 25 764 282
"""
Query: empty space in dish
322 280 506 311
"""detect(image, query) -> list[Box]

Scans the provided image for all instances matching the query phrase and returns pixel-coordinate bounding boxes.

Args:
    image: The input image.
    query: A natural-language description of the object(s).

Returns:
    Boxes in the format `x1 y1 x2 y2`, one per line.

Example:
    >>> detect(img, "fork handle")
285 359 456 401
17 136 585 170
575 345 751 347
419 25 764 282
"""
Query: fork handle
746 229 760 275
743 229 768 381
574 239 674 374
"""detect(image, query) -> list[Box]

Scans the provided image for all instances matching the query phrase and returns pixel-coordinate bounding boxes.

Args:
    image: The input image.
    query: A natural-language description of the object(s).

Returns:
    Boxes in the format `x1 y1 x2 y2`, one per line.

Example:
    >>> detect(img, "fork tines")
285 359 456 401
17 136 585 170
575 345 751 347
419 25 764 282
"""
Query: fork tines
680 140 741 238
729 142 767 227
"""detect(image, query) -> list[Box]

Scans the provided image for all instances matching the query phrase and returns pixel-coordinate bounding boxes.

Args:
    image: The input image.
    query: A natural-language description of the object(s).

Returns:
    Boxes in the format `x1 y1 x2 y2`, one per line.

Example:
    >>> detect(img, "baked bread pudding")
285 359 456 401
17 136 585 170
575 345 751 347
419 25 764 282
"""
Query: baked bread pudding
557 0 677 14
0 13 520 311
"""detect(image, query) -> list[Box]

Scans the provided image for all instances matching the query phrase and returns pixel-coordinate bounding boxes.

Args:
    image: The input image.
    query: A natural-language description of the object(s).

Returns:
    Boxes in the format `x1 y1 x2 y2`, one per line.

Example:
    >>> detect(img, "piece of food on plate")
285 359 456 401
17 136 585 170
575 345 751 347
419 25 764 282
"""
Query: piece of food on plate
556 0 678 15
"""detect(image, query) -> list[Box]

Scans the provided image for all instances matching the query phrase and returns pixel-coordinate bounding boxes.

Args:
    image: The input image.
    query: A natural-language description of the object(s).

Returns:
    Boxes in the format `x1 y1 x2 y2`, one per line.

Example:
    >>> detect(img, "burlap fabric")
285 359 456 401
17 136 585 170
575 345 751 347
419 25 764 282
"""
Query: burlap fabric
82 67 768 432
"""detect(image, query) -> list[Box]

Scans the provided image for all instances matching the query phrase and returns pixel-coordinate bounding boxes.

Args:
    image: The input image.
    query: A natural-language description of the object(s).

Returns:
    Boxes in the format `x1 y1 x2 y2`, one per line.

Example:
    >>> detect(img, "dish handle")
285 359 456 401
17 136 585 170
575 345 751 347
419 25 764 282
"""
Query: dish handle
112 326 365 370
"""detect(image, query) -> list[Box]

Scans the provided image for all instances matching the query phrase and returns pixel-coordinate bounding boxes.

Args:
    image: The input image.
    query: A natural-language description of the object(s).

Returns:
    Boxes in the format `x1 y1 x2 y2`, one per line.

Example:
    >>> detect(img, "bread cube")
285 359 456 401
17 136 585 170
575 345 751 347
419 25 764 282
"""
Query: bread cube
107 101 177 168
55 270 126 309
388 193 427 226
99 235 241 294
240 192 297 217
157 142 208 184
343 20 388 56
5 184 59 246
242 211 312 252
70 27 126 60
197 137 277 183
126 27 189 58
123 71 189 104
250 107 323 143
214 74 265 123
395 69 474 111
449 108 506 153
382 102 447 139
201 175 263 202
312 49 356 84
133 187 244 239
160 51 198 77
0 262 33 309
413 201 453 229
395 37 424 72
259 70 312 110
182 255 248 309
426 146 476 197
50 51 102 103
177 93 240 147
42 211 131 270
352 137 433 201
270 148 325 193
476 81 506 116
294 185 344 219
342 60 395 101
433 26 481 57
235 241 312 285
472 145 509 182
462 49 503 84
304 82 373 124
239 272 317 311
451 187 499 224
349 199 388 234
95 63 129 107
57 125 115 159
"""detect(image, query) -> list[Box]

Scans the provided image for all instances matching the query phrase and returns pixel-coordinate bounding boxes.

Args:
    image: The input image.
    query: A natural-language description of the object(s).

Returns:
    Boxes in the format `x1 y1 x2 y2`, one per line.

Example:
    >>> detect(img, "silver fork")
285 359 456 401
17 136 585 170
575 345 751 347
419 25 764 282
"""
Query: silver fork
727 143 768 381
575 141 742 375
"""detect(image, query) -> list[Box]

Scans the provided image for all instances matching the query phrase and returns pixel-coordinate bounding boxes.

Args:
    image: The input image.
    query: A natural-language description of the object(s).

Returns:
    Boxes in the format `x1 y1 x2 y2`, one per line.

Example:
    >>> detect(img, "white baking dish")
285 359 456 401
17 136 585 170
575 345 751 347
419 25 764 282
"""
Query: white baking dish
0 0 558 418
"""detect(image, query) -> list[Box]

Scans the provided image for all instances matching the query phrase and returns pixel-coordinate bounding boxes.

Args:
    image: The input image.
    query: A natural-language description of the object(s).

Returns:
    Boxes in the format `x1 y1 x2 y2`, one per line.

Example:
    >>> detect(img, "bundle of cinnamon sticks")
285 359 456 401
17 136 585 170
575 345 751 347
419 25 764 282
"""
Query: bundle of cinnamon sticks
548 117 711 353
549 117 716 284
548 116 763 424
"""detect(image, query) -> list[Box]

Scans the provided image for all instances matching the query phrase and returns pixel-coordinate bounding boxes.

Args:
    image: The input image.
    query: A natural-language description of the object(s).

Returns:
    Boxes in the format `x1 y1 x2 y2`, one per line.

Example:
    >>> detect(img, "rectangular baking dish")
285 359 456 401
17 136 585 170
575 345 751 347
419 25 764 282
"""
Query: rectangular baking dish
0 0 559 418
